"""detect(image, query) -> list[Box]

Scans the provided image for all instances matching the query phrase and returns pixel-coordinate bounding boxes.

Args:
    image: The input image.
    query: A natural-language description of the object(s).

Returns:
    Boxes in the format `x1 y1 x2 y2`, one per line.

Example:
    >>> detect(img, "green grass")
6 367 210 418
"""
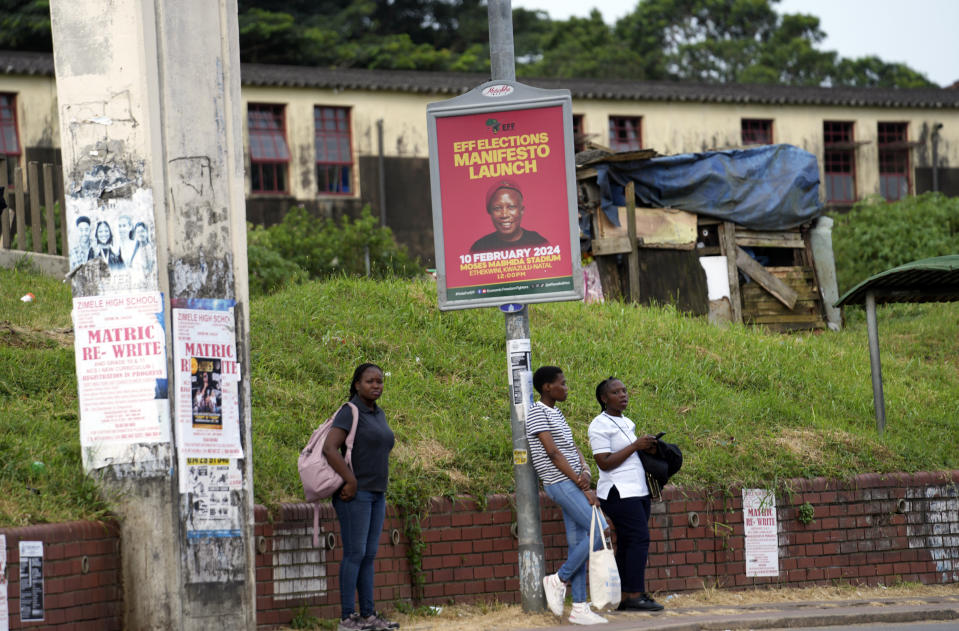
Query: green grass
2 266 958 526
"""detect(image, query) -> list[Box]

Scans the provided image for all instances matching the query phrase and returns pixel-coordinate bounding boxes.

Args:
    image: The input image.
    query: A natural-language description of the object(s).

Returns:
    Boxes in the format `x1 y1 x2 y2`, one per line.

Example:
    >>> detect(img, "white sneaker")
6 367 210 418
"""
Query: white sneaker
542 573 566 616
569 603 608 625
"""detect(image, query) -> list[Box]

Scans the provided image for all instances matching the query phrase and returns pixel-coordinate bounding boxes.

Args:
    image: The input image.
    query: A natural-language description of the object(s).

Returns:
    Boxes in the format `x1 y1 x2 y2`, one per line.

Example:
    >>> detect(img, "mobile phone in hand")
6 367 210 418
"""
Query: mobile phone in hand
655 431 666 439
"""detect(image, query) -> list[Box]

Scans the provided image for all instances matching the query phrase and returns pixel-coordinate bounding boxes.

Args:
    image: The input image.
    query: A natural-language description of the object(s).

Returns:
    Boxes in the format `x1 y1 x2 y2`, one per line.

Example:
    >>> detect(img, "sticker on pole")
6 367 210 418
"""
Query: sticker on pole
482 84 514 97
513 449 528 465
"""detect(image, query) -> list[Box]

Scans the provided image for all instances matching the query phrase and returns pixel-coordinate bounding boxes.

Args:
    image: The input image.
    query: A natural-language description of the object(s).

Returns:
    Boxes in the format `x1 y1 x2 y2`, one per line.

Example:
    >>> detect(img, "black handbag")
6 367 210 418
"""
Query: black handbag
609 416 683 501
638 439 683 500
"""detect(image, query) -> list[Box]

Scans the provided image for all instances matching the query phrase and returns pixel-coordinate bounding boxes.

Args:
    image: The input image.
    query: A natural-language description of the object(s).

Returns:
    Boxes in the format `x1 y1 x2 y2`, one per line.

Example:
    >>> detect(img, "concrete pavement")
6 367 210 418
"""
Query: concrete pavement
528 595 959 631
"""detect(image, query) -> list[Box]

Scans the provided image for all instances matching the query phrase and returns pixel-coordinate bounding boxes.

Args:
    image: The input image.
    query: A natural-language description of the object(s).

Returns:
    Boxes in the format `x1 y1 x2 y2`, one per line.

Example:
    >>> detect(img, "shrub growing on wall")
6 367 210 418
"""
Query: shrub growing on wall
247 205 424 295
831 192 959 294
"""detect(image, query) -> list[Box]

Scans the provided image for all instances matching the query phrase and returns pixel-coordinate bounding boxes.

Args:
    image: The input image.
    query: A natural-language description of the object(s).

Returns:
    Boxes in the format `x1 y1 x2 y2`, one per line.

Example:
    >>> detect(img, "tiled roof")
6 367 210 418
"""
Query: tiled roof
0 50 55 76
4 50 958 109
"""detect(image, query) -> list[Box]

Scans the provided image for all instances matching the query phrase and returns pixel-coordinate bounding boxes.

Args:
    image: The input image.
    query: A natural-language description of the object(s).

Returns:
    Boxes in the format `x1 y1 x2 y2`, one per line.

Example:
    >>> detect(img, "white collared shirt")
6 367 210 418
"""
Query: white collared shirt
588 411 649 500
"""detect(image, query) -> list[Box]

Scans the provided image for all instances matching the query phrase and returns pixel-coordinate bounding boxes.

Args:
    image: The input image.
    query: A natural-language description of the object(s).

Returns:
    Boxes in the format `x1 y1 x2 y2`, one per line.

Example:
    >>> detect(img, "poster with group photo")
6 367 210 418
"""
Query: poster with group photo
66 189 159 293
172 299 242 458
428 81 582 310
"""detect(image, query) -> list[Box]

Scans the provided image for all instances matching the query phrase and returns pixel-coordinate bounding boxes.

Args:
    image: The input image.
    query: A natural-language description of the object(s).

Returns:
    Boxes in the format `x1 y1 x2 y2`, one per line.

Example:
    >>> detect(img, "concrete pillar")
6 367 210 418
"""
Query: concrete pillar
50 1 255 629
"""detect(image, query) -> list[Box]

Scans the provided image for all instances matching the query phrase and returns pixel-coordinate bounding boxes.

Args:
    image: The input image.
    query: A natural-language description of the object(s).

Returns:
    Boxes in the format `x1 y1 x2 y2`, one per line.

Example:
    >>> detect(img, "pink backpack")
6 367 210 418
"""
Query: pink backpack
298 402 359 546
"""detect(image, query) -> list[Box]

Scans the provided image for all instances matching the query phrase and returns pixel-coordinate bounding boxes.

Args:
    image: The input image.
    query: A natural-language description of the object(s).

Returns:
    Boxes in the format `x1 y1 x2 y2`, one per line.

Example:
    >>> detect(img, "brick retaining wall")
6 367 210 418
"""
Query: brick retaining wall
3 471 958 629
0 521 121 630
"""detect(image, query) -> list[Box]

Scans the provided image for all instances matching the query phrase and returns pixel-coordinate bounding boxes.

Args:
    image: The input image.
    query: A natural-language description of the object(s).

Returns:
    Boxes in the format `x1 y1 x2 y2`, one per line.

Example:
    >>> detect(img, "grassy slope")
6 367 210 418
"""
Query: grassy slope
2 266 958 525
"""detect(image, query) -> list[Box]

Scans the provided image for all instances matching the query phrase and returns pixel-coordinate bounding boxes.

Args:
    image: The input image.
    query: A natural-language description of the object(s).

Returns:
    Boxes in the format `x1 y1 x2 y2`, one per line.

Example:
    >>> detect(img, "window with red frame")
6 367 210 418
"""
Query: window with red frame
608 116 641 152
823 121 856 205
572 114 585 153
878 122 909 201
741 119 773 145
0 93 21 186
248 104 290 194
314 106 353 195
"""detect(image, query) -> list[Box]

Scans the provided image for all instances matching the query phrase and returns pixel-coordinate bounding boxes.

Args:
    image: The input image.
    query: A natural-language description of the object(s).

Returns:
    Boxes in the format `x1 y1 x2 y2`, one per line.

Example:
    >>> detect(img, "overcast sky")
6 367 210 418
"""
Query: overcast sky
509 0 959 87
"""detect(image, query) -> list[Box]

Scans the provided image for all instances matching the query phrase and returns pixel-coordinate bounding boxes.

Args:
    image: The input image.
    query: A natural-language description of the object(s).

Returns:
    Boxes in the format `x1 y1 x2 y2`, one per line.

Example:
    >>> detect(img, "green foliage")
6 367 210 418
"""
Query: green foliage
246 240 309 296
0 0 51 52
834 56 937 88
518 10 646 80
831 192 959 293
797 502 815 525
0 0 939 86
607 0 935 87
0 266 109 526
246 206 423 296
289 605 322 629
237 0 491 72
3 267 959 527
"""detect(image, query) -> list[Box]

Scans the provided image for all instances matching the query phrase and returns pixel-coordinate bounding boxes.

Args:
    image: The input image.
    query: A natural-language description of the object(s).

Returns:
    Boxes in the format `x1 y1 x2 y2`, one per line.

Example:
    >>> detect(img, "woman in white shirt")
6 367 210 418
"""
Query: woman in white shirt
588 377 664 612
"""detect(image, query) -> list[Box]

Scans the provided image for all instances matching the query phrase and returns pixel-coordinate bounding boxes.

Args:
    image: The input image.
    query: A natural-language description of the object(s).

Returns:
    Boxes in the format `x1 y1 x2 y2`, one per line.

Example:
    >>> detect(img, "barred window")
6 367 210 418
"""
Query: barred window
572 114 585 153
608 116 642 152
878 122 909 201
741 119 773 145
823 121 856 205
248 104 290 194
314 106 353 195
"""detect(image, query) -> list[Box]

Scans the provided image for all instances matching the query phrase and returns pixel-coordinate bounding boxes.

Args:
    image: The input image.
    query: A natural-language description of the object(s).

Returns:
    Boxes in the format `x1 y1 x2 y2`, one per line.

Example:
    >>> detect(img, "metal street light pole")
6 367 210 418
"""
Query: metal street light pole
487 0 546 613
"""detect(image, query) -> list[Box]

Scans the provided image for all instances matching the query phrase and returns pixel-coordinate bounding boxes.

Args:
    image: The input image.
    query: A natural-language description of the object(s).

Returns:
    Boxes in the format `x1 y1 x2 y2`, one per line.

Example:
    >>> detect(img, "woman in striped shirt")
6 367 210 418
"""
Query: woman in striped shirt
526 366 609 625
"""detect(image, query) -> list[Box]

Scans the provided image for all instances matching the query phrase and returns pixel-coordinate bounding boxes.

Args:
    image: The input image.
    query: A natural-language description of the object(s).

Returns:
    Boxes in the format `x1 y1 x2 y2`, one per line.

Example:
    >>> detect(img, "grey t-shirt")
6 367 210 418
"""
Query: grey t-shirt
332 395 395 493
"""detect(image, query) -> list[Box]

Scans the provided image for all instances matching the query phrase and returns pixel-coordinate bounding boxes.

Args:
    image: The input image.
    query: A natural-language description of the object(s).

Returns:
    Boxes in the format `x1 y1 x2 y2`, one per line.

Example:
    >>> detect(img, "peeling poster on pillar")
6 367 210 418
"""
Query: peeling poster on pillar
182 457 242 538
172 298 242 458
72 291 170 470
66 188 160 293
0 535 8 631
18 541 43 623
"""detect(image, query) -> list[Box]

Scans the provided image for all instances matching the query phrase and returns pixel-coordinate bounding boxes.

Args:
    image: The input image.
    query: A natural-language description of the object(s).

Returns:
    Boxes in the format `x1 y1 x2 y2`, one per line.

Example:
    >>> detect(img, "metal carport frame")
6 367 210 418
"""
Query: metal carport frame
835 255 959 433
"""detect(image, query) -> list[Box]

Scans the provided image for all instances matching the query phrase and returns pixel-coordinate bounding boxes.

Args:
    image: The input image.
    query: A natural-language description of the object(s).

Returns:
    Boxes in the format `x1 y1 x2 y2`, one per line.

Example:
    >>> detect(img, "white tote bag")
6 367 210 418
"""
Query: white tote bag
588 505 621 609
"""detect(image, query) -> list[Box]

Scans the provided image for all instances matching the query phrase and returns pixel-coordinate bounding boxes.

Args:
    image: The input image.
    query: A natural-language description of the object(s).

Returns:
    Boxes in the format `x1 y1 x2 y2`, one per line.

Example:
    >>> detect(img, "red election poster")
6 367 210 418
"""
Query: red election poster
433 103 576 306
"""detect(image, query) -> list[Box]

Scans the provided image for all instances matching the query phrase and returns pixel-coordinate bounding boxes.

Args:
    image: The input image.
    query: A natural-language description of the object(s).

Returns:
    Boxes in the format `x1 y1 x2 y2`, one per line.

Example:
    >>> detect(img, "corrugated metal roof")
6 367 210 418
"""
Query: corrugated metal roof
3 50 959 110
835 255 959 306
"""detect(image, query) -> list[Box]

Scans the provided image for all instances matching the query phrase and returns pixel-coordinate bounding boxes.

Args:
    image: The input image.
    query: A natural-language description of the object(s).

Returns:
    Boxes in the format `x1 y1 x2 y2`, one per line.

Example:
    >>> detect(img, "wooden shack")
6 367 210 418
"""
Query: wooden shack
577 149 830 332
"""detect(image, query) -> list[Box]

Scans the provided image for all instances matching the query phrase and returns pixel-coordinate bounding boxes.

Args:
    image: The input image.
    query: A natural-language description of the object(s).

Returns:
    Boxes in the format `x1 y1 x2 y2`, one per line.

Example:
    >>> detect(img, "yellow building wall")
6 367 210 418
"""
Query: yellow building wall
242 86 434 201
2 74 60 166
575 100 959 200
6 72 958 205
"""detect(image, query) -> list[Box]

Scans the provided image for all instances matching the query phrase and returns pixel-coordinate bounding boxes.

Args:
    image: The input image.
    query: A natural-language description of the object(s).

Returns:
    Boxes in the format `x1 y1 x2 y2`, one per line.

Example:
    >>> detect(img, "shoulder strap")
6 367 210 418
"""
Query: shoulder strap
342 402 360 465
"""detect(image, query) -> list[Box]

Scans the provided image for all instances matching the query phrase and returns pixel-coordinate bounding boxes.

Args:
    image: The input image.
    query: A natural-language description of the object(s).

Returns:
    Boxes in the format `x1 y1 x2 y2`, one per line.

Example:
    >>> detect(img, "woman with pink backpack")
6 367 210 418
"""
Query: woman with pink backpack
322 363 399 631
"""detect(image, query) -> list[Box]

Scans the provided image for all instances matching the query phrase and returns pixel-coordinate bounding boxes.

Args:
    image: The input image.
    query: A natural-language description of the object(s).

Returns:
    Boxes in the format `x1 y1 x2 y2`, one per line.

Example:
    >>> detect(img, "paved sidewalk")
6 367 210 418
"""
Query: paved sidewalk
526 595 959 631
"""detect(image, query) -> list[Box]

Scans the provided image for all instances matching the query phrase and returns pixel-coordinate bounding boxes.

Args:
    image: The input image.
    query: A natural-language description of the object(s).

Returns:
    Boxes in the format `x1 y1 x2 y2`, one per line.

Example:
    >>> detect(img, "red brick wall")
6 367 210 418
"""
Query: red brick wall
4 471 958 629
254 471 959 627
1 521 121 630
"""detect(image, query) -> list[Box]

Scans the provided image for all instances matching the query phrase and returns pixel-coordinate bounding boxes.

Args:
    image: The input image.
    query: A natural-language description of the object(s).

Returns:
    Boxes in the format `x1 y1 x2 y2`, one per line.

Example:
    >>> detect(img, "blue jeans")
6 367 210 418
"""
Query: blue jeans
333 490 386 619
544 479 607 603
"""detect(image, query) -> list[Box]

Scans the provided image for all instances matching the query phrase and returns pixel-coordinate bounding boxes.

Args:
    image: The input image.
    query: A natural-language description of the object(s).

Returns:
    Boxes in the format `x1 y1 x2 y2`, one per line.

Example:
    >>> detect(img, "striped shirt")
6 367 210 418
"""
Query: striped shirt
526 401 584 486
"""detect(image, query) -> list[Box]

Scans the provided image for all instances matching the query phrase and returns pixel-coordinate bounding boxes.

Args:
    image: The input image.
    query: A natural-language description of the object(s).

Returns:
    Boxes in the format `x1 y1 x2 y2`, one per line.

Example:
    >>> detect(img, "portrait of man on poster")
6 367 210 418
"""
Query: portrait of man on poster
470 179 548 253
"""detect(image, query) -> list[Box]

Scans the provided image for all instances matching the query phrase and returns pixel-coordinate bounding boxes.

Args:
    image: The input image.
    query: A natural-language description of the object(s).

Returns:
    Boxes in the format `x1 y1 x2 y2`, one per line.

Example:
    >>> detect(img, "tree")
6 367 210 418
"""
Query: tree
833 56 935 89
0 0 940 87
0 0 52 52
518 10 646 80
236 0 492 71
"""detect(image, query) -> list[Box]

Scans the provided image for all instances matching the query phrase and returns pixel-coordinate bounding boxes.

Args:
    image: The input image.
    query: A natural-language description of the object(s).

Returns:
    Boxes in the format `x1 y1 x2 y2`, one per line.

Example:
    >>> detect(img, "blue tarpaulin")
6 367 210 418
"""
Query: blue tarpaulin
595 144 823 232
